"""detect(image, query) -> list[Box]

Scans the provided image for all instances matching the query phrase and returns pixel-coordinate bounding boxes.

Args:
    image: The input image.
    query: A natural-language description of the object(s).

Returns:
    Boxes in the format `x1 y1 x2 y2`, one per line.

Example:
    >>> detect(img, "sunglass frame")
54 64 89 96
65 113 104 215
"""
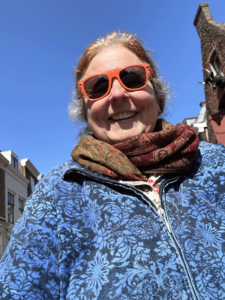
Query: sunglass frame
78 64 152 101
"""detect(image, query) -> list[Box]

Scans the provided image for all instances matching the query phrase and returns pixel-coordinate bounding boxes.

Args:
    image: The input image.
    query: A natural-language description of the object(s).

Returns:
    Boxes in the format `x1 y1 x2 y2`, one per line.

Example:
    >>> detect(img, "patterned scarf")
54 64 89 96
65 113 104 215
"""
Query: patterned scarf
71 119 199 182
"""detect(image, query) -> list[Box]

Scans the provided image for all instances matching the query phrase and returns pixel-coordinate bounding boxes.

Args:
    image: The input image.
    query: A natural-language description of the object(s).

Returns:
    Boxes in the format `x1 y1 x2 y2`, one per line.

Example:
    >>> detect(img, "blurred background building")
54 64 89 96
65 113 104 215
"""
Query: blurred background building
0 150 43 258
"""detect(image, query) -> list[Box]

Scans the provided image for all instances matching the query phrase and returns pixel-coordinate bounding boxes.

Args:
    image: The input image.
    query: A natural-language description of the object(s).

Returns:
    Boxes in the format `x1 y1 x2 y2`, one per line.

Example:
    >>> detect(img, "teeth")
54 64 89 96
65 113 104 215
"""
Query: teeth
111 112 136 121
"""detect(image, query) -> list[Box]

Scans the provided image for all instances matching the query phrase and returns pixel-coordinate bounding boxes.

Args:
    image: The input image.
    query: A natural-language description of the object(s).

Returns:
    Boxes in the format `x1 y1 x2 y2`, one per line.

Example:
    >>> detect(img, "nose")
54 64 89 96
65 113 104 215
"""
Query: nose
108 78 128 102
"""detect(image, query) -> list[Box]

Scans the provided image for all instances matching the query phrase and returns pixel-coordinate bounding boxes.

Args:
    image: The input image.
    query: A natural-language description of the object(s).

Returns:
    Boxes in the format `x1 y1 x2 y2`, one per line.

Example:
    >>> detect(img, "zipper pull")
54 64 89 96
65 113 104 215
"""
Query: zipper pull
158 208 172 233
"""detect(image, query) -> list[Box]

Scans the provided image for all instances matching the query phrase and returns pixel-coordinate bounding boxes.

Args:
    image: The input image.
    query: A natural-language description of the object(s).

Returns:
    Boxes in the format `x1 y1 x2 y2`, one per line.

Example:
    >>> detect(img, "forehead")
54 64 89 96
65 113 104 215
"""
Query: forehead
84 46 143 78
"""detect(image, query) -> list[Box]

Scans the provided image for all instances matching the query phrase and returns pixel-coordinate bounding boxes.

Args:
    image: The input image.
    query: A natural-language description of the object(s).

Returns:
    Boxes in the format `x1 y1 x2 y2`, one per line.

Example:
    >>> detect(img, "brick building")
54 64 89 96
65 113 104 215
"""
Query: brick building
0 151 42 257
194 3 225 145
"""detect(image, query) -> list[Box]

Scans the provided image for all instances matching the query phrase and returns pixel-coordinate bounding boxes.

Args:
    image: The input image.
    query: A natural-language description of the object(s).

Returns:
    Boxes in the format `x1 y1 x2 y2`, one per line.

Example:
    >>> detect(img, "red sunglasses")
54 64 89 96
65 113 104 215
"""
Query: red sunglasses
78 64 152 101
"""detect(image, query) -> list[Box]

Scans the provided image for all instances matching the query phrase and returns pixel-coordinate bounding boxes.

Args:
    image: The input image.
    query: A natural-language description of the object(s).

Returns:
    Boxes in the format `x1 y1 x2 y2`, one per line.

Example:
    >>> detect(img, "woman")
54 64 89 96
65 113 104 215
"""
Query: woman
1 31 225 300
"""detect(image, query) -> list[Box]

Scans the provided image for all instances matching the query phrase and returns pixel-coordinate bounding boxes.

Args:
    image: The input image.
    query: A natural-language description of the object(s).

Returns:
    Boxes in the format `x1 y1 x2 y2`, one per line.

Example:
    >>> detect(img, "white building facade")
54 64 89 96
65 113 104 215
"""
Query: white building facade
0 151 41 257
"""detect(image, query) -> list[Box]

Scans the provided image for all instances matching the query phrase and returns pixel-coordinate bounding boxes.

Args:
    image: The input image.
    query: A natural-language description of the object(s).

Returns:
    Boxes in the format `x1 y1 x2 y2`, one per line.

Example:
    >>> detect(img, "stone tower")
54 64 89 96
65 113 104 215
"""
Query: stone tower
194 3 225 144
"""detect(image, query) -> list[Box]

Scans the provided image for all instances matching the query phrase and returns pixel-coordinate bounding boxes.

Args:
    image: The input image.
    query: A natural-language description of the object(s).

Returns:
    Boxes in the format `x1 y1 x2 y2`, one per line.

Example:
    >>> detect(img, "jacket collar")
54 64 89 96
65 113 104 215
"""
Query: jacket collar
62 159 119 184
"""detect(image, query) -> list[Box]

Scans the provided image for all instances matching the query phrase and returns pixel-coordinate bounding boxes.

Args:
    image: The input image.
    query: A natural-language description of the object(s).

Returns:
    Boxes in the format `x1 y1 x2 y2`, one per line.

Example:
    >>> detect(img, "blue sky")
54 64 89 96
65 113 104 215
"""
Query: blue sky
1 0 225 175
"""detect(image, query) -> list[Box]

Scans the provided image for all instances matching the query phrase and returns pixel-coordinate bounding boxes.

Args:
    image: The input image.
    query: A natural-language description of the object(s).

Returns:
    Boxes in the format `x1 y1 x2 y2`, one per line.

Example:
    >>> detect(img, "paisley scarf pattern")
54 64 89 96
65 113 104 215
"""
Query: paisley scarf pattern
71 119 199 181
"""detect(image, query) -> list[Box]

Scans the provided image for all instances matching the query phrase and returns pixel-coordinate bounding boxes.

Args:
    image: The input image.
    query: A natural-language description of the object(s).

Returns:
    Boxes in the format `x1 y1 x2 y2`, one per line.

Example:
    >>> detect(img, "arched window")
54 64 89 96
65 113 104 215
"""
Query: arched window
210 51 221 75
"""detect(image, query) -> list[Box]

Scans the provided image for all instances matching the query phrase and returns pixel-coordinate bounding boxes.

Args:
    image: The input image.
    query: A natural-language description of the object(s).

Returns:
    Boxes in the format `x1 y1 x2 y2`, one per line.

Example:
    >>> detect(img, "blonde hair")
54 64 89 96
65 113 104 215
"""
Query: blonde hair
69 31 171 129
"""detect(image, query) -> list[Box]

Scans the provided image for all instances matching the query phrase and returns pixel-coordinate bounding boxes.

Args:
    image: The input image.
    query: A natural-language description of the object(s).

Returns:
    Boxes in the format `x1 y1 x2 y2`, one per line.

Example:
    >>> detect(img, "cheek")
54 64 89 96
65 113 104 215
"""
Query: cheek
138 93 159 112
145 83 159 106
140 96 159 123
86 101 105 125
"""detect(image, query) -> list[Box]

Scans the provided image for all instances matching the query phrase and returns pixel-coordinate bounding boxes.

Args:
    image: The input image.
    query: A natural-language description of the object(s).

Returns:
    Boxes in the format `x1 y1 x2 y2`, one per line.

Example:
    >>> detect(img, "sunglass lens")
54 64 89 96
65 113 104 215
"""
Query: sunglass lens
84 75 109 100
120 66 146 89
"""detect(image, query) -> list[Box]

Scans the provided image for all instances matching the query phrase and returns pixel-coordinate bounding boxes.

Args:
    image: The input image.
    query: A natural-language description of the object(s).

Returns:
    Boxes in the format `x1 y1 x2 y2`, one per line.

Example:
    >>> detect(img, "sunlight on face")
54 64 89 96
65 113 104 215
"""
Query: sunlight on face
83 46 160 144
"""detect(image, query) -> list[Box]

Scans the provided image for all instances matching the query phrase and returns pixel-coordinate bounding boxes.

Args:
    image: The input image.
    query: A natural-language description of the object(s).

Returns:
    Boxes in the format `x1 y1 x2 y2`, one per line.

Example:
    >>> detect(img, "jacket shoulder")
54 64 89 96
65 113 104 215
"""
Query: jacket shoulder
197 141 225 168
45 159 82 178
190 141 225 179
198 141 225 156
36 159 84 188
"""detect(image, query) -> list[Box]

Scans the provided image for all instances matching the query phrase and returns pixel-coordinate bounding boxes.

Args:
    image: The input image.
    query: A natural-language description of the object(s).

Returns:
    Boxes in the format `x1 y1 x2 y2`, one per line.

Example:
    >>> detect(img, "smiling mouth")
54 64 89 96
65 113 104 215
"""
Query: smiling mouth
110 112 137 121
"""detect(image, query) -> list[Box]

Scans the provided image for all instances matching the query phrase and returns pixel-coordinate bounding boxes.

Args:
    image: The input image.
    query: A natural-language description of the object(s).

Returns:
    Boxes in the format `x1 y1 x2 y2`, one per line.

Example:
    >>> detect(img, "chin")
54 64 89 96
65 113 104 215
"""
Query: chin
108 130 144 145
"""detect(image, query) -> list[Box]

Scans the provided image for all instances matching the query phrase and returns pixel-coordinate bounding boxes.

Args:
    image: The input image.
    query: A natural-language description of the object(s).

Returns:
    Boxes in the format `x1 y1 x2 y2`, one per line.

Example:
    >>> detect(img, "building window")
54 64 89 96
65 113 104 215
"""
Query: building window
11 156 18 171
210 51 221 75
30 176 35 193
19 198 24 217
8 192 14 224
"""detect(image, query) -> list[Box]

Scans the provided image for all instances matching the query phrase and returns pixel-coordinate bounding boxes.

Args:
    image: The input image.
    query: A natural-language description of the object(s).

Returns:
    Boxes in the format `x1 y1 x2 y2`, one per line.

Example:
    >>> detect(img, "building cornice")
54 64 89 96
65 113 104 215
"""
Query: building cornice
20 158 40 178
0 153 9 169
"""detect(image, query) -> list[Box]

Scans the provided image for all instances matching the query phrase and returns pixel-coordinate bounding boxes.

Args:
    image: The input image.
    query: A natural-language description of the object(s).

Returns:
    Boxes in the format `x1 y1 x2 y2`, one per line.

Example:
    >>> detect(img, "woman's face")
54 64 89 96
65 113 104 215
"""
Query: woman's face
83 46 160 144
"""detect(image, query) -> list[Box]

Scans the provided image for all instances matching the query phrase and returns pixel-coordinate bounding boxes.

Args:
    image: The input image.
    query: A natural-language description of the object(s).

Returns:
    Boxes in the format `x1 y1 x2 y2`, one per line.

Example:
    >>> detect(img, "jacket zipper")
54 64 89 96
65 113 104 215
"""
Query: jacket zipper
63 169 198 299
160 176 199 300
119 180 172 233
120 175 198 300
157 207 172 233
158 176 181 234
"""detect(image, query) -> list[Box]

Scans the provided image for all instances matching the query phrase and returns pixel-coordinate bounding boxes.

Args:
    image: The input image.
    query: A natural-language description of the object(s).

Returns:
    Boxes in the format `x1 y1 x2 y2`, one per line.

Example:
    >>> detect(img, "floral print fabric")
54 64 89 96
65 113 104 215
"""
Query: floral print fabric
0 142 225 299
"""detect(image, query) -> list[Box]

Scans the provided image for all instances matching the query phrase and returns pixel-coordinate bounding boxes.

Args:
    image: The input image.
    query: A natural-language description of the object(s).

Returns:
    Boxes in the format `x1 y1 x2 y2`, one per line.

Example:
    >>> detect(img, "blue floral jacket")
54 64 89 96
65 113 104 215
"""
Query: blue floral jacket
0 142 225 300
